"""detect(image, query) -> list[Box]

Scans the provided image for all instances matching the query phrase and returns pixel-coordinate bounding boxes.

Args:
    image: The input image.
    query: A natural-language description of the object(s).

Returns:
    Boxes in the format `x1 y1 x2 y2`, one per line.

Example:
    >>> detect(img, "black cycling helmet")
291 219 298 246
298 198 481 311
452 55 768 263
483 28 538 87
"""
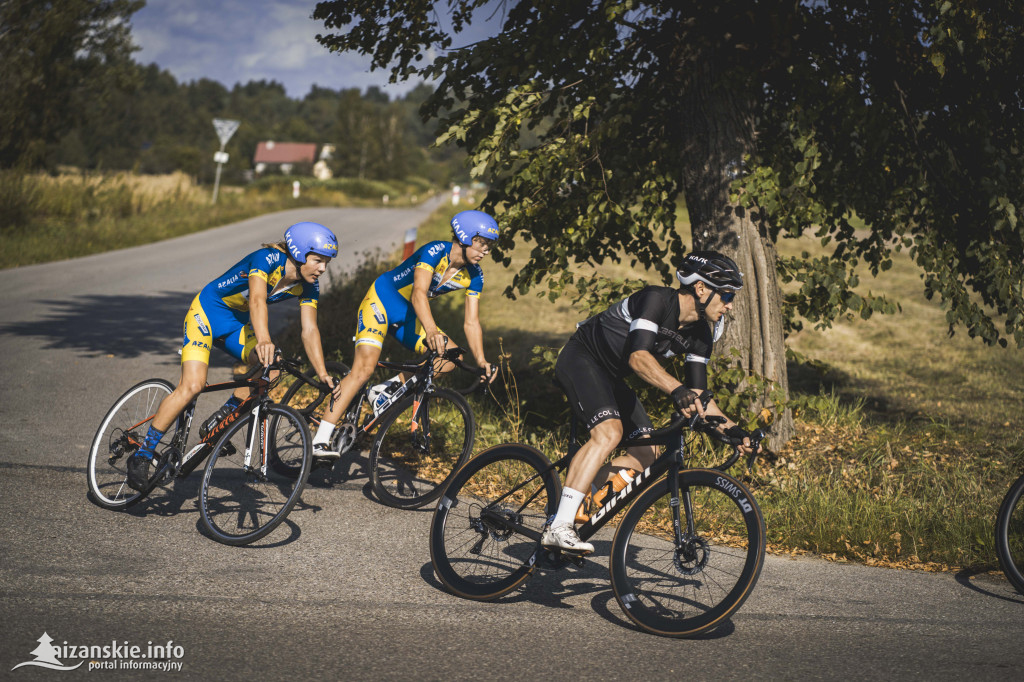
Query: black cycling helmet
676 251 743 320
676 251 744 290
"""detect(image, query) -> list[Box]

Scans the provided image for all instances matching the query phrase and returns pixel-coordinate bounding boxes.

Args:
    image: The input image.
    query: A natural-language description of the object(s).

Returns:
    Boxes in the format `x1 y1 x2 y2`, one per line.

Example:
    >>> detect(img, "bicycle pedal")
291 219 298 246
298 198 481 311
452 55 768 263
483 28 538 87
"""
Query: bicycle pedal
312 456 336 470
534 547 587 572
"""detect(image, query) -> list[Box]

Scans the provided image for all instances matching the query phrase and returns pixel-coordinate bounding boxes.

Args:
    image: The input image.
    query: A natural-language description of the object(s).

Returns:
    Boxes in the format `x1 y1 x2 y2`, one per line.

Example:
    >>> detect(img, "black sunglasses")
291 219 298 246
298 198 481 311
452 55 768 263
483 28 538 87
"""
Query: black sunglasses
716 289 737 303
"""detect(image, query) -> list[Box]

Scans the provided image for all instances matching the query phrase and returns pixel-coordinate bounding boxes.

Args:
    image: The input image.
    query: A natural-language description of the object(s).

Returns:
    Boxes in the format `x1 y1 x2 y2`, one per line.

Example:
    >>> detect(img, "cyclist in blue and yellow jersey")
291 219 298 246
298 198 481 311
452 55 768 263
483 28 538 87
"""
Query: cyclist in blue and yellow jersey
125 222 340 491
311 209 500 461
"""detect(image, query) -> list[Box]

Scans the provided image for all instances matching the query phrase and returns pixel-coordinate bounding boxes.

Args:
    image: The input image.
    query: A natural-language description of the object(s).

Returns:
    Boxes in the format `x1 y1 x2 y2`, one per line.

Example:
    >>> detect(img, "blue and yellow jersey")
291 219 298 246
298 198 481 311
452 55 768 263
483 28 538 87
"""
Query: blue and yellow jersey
354 241 484 352
380 240 484 301
201 246 319 314
182 247 319 365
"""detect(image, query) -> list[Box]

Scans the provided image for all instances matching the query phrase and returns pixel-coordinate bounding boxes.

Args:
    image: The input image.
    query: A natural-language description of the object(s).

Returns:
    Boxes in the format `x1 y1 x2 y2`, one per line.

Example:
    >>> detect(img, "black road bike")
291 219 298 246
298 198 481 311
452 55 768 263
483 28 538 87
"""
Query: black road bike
995 471 1024 594
429 392 767 638
87 353 313 545
277 347 477 509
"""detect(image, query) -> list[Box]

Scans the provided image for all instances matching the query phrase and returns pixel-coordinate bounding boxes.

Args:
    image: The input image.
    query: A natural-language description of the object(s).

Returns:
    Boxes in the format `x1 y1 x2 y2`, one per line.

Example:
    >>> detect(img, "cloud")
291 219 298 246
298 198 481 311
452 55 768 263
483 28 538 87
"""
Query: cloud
130 0 481 98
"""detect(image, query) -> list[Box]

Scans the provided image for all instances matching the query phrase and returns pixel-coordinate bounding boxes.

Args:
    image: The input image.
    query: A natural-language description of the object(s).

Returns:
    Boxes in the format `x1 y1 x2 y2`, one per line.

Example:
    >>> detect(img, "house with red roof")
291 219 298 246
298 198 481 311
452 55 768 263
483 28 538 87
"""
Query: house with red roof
253 141 317 175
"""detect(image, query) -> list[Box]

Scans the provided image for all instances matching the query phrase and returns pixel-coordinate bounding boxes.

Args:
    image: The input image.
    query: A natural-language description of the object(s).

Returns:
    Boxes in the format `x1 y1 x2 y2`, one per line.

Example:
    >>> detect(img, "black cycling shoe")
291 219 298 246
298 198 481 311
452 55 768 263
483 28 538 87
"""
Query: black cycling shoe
126 453 153 491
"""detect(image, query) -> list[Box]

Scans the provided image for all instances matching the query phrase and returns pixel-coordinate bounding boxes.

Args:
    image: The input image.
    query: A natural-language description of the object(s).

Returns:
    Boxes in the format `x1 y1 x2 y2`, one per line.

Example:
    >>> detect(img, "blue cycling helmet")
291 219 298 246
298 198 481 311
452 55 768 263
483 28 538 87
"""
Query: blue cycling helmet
284 222 339 263
451 210 499 246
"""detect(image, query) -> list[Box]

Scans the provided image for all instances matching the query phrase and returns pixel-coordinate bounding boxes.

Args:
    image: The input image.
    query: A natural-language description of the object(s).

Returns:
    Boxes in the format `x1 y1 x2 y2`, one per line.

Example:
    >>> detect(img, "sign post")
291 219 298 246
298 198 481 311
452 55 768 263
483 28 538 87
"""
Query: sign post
211 118 240 204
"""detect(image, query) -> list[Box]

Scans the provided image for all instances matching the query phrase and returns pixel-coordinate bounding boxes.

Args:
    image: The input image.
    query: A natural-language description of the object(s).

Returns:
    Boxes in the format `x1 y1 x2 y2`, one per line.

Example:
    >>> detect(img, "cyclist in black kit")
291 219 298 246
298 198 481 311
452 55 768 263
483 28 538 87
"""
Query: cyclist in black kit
541 251 756 553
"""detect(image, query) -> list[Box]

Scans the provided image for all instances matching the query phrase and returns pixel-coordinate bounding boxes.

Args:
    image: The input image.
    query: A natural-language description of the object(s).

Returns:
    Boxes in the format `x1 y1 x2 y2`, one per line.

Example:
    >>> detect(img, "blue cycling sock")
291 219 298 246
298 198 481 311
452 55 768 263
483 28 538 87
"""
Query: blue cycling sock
138 425 165 460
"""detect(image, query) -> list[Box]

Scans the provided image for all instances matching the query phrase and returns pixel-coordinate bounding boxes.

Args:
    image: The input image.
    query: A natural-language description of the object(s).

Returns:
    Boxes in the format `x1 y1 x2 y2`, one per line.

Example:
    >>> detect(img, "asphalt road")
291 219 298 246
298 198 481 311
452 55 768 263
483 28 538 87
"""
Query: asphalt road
1 201 1021 680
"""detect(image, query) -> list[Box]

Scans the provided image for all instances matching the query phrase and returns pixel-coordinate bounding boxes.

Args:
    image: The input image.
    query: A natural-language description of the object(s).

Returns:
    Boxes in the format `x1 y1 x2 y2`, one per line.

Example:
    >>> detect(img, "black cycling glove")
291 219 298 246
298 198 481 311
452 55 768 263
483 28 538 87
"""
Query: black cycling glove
671 385 700 412
721 425 750 444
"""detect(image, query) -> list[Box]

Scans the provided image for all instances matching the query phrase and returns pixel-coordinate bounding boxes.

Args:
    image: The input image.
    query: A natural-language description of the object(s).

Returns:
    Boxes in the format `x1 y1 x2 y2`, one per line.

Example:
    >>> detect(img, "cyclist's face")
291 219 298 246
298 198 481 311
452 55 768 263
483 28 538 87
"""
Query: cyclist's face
301 254 331 281
466 236 494 263
704 287 736 321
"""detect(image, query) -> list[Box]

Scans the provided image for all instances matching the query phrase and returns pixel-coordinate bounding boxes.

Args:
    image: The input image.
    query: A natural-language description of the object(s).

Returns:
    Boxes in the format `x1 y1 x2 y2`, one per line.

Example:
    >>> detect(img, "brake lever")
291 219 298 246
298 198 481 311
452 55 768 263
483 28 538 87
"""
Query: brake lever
744 428 769 472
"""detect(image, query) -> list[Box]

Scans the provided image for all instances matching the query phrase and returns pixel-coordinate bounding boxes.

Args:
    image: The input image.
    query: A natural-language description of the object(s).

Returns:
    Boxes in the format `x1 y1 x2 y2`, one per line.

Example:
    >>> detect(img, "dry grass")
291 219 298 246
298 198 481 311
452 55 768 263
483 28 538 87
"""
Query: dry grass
0 170 435 269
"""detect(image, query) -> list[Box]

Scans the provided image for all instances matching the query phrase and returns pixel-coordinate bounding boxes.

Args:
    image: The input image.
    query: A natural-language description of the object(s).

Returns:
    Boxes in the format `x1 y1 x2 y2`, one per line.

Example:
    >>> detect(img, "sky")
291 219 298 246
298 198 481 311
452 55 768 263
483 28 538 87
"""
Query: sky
130 0 501 100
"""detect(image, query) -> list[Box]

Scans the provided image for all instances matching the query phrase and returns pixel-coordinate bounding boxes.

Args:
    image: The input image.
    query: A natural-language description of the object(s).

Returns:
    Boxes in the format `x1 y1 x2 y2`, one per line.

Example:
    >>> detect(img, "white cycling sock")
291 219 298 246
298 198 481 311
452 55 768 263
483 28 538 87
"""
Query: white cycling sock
313 420 336 446
552 487 586 527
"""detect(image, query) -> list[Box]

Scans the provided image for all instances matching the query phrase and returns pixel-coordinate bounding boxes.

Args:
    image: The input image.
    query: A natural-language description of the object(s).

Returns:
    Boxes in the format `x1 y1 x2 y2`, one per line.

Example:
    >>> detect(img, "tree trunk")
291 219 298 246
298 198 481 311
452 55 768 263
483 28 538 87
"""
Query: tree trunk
678 58 795 447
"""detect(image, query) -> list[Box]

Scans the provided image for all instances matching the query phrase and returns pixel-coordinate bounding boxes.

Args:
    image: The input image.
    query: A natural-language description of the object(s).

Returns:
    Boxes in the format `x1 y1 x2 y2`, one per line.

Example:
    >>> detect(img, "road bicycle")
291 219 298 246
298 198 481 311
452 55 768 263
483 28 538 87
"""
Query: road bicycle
87 352 313 545
429 392 767 638
277 346 478 509
995 471 1024 594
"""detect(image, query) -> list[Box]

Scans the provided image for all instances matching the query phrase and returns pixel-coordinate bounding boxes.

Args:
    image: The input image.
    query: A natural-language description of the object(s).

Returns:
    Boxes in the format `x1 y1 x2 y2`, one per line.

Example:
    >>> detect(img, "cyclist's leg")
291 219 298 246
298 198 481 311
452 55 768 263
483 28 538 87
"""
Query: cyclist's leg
201 325 260 434
127 296 212 489
153 295 215 432
594 385 658 486
395 307 455 375
314 285 387 450
554 339 625 493
543 340 626 551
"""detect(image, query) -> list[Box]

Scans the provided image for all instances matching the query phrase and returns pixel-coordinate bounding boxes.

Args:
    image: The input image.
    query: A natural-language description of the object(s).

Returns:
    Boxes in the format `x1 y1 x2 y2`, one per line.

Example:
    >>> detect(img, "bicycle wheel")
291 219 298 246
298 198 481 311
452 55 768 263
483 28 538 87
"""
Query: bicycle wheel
199 404 312 545
271 360 349 478
369 387 475 509
995 473 1024 594
609 469 766 637
87 379 179 510
430 444 561 600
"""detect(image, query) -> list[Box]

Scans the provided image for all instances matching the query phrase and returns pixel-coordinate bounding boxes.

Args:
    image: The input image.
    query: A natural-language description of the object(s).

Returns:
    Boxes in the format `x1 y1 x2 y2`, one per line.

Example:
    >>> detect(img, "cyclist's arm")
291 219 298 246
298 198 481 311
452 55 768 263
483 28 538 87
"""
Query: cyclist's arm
248 275 274 366
411 267 446 353
463 295 494 382
628 350 685 394
629 350 705 418
299 304 333 387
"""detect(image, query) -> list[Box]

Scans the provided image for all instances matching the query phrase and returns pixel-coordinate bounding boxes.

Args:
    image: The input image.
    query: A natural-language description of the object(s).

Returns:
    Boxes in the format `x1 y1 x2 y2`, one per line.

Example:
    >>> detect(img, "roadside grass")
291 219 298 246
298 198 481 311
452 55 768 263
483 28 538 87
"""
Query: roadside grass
0 170 435 269
285 201 1023 573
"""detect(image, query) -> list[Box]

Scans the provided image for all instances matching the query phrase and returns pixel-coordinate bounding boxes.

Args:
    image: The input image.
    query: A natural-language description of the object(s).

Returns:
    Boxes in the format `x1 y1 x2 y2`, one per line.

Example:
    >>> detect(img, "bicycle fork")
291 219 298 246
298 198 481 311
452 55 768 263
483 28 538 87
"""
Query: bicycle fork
667 445 709 575
242 402 268 479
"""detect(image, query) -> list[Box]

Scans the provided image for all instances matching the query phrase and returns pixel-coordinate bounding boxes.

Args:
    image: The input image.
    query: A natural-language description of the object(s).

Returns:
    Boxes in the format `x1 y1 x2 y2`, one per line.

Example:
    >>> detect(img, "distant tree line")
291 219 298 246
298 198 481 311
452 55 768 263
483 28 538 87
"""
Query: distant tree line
0 1 464 184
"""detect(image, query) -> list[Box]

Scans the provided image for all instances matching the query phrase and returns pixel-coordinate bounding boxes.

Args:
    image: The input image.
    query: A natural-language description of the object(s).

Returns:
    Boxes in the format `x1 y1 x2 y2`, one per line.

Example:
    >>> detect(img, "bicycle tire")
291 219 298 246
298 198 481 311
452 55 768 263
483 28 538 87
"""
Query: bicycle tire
430 444 561 600
369 387 475 509
609 468 766 637
199 403 312 545
995 473 1024 594
272 359 350 478
87 378 179 510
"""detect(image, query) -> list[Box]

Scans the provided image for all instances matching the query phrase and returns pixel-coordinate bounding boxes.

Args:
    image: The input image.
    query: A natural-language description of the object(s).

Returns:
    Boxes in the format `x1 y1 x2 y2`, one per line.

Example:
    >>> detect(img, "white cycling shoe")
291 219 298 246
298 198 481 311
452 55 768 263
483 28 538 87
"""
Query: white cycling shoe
312 442 340 461
540 522 594 554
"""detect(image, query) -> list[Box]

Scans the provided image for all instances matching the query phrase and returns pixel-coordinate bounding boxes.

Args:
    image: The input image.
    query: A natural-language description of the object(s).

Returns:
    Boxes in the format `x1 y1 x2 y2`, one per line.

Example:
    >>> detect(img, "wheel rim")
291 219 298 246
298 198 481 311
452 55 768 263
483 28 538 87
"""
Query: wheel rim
201 406 309 544
88 381 172 507
431 451 553 599
611 472 764 637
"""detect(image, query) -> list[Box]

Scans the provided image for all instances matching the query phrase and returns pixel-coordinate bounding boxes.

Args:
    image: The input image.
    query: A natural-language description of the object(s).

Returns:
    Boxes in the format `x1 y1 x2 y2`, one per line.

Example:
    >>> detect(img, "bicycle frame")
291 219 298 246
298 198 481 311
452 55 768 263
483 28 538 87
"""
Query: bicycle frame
299 349 466 440
479 412 757 554
160 358 306 481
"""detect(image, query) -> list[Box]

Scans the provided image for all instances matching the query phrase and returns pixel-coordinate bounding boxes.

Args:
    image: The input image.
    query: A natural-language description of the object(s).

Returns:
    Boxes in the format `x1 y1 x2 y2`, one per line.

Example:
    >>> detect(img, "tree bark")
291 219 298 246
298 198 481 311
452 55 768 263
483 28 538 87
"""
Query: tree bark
678 58 795 446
